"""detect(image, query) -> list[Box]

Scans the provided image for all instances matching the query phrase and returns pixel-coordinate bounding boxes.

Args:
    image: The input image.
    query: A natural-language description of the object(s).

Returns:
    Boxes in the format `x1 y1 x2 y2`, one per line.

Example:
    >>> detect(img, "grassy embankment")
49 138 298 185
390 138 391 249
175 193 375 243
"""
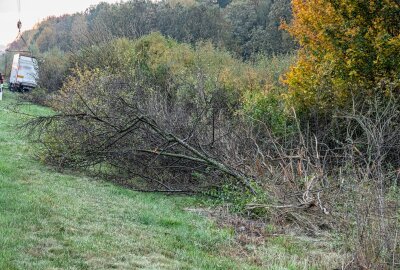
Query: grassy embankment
0 92 340 269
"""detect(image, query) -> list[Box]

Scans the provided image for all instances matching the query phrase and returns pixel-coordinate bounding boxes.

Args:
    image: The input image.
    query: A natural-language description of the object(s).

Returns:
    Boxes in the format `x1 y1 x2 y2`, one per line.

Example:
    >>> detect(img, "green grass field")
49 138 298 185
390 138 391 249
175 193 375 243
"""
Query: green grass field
0 92 341 269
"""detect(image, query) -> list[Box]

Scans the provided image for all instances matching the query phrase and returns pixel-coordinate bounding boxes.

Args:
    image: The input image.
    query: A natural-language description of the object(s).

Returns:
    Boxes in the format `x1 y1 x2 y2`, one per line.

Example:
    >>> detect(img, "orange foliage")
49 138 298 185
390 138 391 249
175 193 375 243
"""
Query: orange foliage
283 0 400 110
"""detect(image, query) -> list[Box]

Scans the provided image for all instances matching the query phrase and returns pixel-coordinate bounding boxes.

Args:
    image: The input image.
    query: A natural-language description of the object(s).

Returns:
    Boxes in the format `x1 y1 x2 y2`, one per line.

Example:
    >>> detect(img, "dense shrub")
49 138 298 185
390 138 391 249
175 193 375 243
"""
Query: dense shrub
69 33 289 116
283 0 400 111
38 48 70 93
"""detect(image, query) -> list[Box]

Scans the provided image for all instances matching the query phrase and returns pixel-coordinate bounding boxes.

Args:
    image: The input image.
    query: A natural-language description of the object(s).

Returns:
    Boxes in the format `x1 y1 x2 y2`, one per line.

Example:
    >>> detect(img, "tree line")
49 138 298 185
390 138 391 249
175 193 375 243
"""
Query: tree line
10 0 295 59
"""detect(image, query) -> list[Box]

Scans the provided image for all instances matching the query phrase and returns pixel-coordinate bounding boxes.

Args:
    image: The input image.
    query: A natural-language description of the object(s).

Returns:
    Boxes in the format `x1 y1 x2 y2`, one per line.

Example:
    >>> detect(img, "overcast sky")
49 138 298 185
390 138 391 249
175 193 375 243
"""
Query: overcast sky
0 0 122 46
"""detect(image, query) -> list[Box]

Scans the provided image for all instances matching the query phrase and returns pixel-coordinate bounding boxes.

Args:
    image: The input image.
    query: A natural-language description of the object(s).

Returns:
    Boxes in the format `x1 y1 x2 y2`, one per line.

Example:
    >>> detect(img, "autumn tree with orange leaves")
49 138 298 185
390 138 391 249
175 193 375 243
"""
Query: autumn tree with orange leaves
283 0 400 111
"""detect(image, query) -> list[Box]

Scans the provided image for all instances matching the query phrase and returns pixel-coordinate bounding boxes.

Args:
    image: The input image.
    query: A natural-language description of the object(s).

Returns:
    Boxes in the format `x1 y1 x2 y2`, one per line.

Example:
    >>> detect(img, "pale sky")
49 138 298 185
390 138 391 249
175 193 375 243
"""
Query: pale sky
0 0 123 47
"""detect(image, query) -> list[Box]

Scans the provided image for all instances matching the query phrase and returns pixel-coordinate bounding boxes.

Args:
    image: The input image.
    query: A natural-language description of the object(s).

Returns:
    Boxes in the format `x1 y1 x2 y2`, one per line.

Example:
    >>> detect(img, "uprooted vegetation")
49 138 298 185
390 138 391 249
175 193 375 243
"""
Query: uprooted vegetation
16 0 400 268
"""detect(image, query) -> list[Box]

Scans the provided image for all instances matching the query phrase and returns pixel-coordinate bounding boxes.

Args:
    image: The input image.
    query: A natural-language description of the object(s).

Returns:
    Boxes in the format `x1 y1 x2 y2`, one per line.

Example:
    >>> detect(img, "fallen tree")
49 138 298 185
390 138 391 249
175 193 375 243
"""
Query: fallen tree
27 68 259 193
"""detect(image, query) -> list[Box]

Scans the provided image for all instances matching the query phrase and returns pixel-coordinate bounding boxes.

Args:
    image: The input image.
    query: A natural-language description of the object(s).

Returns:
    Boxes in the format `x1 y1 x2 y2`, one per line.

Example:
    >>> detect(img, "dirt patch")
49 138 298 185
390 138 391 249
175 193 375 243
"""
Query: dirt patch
185 206 345 269
185 207 271 246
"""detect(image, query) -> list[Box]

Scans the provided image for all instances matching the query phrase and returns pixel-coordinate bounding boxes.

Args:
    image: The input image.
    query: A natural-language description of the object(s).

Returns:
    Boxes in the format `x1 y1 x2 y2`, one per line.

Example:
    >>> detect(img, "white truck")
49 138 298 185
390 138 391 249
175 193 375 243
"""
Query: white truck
9 54 39 92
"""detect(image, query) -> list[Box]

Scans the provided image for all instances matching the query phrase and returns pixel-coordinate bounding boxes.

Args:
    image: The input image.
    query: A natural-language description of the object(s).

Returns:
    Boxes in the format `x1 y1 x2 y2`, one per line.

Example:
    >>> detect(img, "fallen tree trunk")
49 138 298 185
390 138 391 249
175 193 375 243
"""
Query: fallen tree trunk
26 112 256 193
